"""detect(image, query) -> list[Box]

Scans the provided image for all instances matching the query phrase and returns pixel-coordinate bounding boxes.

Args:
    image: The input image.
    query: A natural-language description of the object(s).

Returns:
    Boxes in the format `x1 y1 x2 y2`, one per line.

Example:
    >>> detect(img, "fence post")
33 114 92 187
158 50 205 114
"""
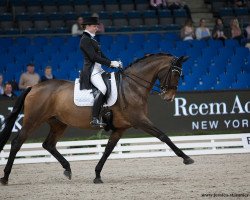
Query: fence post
242 134 250 150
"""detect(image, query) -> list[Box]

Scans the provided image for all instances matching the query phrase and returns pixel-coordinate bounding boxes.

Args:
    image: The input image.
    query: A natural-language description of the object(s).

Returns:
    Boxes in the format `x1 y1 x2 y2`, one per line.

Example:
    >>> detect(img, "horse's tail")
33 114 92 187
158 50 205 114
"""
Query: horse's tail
0 87 32 152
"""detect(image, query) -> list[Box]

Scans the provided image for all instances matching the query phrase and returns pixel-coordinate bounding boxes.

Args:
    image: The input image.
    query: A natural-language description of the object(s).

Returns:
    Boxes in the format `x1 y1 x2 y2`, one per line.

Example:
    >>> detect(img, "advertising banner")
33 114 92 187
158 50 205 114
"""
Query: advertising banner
149 90 250 134
0 90 249 139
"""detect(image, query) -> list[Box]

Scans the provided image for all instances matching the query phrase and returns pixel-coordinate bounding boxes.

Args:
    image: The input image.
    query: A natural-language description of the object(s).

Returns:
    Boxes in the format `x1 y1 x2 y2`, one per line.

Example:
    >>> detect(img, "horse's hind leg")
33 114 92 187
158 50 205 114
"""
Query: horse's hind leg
0 120 42 185
42 118 71 179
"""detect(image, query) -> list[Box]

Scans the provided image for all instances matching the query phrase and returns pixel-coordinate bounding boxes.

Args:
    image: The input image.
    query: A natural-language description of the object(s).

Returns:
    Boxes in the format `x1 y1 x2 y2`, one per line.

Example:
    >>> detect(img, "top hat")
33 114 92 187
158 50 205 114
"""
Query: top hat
82 17 100 25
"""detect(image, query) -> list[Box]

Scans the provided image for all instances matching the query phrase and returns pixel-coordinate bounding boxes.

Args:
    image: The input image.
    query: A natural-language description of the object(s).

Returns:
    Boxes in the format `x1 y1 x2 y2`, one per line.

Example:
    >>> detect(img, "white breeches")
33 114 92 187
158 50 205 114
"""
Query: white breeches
90 63 107 95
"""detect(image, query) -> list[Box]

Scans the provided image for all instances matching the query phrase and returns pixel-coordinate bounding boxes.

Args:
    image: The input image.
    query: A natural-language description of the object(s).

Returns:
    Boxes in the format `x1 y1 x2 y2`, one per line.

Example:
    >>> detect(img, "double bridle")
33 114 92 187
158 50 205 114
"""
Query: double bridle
121 58 182 94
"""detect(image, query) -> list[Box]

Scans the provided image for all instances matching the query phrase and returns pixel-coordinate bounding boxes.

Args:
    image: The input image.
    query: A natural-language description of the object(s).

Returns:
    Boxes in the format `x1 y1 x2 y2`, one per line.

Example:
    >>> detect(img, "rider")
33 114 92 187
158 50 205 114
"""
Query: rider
80 17 121 127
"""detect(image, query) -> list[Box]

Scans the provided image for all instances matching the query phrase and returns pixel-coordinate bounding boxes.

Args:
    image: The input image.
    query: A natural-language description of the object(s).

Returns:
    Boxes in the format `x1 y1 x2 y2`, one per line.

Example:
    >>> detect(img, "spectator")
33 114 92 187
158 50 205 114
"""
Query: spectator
150 0 167 9
180 19 195 41
91 13 105 33
234 0 247 7
230 18 242 43
212 18 227 42
166 0 192 20
1 82 16 100
41 66 56 82
0 74 4 94
71 16 84 36
243 24 250 48
195 18 211 40
19 63 40 90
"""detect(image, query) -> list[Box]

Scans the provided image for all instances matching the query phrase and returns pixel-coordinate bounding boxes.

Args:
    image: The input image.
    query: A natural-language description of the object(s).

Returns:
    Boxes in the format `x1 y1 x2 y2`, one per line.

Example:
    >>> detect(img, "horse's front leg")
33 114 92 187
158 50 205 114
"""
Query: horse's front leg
136 117 194 165
94 128 125 184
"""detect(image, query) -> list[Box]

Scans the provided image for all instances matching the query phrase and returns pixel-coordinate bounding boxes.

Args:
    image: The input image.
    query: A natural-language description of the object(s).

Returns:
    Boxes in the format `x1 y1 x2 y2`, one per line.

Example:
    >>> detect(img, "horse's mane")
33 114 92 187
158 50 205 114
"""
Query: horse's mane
126 53 173 69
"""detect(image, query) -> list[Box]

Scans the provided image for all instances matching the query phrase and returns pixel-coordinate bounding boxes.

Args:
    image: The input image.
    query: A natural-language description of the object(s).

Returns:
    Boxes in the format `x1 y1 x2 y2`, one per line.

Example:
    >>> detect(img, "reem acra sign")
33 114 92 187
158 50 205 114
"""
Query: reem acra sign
172 94 250 131
174 95 250 116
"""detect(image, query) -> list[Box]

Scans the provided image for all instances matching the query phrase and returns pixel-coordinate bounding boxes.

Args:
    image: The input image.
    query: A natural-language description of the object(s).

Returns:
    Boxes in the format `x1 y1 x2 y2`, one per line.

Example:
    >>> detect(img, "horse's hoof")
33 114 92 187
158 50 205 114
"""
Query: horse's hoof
93 178 103 184
0 177 8 185
64 170 72 180
183 157 194 165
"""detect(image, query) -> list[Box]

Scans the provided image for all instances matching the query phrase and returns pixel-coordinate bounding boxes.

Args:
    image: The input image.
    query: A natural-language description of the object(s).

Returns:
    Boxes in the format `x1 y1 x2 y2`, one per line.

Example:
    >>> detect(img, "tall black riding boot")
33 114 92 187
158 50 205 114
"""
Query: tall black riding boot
90 91 107 128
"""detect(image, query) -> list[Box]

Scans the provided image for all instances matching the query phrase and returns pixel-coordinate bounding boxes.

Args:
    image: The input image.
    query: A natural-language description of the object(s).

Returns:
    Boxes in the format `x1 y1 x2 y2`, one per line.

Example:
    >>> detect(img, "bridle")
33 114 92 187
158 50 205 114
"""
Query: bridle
121 58 183 94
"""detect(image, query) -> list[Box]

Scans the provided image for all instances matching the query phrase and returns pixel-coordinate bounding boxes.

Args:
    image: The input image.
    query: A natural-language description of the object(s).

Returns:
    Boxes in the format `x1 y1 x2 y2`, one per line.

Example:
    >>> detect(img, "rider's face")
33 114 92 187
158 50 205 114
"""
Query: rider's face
86 25 99 34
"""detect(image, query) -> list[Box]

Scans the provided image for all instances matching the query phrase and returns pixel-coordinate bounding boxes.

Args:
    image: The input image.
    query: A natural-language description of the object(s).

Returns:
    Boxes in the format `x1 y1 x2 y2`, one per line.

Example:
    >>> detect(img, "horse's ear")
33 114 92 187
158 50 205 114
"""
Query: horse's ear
179 56 189 63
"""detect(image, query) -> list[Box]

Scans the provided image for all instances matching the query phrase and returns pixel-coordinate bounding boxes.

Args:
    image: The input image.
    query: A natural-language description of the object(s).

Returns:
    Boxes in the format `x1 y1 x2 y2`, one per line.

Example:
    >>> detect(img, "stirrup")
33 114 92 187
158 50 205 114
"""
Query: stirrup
90 118 106 128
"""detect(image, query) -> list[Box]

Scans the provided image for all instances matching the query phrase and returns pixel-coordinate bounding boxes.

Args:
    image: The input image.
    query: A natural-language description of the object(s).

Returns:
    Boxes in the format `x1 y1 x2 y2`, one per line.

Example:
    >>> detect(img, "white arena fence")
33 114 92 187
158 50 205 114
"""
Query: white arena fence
0 133 250 165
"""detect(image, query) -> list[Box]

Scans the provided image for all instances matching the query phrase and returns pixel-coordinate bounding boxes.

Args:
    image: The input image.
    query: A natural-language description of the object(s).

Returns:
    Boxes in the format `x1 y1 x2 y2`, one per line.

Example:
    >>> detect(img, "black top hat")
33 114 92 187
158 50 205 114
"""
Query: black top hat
82 17 100 25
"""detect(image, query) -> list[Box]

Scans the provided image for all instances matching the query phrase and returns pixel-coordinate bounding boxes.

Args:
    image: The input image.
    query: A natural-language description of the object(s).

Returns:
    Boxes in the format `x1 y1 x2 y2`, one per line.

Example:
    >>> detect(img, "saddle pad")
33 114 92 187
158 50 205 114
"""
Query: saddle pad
74 72 118 107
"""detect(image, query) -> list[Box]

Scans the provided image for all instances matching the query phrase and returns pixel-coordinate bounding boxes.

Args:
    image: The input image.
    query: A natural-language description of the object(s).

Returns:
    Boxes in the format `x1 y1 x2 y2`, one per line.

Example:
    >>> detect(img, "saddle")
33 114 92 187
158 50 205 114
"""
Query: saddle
74 72 121 131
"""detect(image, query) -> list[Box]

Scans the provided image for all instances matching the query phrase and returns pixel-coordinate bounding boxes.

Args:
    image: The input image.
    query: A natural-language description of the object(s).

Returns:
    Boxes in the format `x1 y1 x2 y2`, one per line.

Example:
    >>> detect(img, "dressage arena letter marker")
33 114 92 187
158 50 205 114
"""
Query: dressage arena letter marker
8 107 24 132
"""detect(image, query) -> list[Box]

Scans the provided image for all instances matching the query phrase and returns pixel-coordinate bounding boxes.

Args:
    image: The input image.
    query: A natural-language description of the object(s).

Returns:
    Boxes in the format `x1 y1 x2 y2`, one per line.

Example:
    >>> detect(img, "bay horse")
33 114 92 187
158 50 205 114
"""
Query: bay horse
0 53 193 185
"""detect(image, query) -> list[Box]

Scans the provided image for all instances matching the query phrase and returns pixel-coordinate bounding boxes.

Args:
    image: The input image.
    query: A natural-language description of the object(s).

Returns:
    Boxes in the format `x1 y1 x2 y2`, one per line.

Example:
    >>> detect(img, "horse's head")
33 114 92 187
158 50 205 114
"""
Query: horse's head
158 55 189 102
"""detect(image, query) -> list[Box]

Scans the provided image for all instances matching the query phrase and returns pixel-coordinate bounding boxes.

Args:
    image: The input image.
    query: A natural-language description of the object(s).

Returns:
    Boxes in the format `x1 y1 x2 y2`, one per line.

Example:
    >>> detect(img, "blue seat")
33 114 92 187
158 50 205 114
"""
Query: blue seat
130 33 146 45
143 41 159 53
234 47 249 58
15 37 31 46
63 12 77 21
229 55 245 69
50 36 66 46
114 34 130 44
236 73 250 84
163 24 181 31
171 48 186 57
8 45 26 55
213 81 231 90
31 12 47 20
231 81 249 90
162 32 180 41
66 36 81 46
99 35 113 48
15 53 33 65
242 64 250 73
234 7 248 16
173 9 187 25
0 12 12 21
182 74 199 89
224 39 240 48
33 36 49 46
176 41 192 49
219 7 234 16
118 26 133 32
147 33 162 43
69 70 79 81
202 48 218 59
158 9 173 25
178 83 195 91
207 64 225 77
218 47 234 59
0 37 13 47
207 39 223 48
159 40 174 52
190 40 207 49
186 47 202 58
48 12 63 20
16 12 31 21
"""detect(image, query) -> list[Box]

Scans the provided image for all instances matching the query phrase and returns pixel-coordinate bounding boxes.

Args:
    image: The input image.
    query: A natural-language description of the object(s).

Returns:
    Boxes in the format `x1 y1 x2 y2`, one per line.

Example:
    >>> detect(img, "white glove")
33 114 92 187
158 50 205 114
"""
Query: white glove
111 61 121 68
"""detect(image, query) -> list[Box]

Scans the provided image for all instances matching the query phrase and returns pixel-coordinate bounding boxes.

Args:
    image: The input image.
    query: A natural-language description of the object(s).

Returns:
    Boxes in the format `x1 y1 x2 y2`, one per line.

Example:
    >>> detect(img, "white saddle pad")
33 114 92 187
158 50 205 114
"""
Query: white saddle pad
74 72 118 107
